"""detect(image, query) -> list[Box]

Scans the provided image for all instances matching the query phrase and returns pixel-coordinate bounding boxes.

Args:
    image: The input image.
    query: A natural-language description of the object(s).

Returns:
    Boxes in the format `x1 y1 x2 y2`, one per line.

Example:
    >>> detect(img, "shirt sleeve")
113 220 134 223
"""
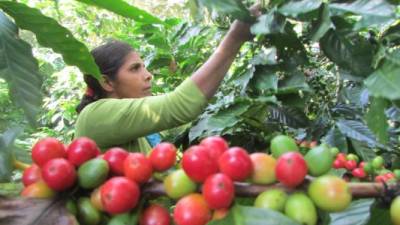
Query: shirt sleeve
75 78 207 147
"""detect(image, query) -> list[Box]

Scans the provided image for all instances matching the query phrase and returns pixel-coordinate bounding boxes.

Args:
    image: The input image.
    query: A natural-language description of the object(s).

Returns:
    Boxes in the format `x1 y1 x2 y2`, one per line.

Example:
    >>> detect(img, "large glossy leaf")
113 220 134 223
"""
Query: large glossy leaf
322 126 348 153
0 126 22 182
277 93 307 109
382 23 400 46
329 0 395 17
76 0 162 24
268 23 309 68
340 86 367 109
0 197 77 225
309 3 332 42
336 120 380 148
366 202 392 225
232 67 256 95
386 106 400 122
199 0 253 22
189 100 251 141
351 140 376 162
365 97 389 144
329 0 396 30
251 47 278 66
332 103 363 120
320 29 375 77
250 10 286 35
326 199 375 225
0 183 23 197
0 1 101 80
250 66 278 94
0 12 42 126
207 204 301 225
277 73 311 94
278 0 322 17
267 106 310 128
364 49 400 100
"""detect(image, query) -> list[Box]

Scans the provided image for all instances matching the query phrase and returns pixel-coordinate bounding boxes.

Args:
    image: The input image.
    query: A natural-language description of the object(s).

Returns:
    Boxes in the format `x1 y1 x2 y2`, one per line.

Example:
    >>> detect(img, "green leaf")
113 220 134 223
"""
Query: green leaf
208 102 251 130
364 49 400 100
76 0 163 24
309 3 332 42
328 199 375 225
0 1 101 80
189 100 252 141
231 67 256 95
250 10 286 35
320 29 375 77
329 0 396 30
0 149 12 183
0 127 22 182
366 202 392 225
329 0 395 17
207 204 301 225
322 126 348 153
382 23 400 46
0 12 42 126
268 106 309 128
340 85 366 108
250 66 278 94
0 183 23 197
354 15 396 31
267 23 309 68
336 120 380 148
365 97 389 144
199 0 253 22
251 47 278 66
351 139 376 162
278 0 322 17
277 72 311 94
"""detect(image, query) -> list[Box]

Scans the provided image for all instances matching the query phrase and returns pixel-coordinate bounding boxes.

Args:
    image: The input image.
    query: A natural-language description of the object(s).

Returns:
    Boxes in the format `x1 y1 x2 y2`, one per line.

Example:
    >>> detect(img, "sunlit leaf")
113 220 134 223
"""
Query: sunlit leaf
322 126 348 153
278 0 322 17
320 29 375 77
329 0 396 30
0 12 42 126
365 49 400 100
250 10 286 35
199 0 253 22
336 120 381 148
309 3 332 42
76 0 163 24
351 139 376 162
327 199 375 225
0 127 22 182
365 97 389 144
0 1 101 80
207 204 301 225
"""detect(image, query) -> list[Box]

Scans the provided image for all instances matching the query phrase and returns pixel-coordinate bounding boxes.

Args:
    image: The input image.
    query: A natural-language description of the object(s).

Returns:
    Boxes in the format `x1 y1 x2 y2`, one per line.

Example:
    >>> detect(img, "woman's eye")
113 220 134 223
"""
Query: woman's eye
131 64 141 71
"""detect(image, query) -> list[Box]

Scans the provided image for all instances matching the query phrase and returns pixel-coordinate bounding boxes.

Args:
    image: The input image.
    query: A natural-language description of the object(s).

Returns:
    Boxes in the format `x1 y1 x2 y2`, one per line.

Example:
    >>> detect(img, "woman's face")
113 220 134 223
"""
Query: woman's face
109 51 153 98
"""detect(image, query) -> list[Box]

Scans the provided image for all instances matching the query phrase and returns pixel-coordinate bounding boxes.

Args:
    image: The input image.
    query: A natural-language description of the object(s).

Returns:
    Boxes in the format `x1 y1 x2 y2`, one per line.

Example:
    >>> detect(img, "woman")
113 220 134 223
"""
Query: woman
75 18 256 153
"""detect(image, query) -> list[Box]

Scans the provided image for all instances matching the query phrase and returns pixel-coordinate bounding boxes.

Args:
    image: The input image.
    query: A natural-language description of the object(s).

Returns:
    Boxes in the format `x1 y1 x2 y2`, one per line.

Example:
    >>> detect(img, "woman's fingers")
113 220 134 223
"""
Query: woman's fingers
249 3 262 17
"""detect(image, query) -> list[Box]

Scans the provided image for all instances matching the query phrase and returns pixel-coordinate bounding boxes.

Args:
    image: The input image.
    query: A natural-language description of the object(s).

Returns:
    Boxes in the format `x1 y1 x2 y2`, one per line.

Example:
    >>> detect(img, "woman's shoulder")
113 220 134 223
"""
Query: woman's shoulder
80 98 136 113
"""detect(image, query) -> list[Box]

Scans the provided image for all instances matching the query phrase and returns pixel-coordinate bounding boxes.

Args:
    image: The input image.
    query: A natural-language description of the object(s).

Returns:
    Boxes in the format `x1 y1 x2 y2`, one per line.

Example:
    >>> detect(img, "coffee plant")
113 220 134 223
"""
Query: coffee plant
0 0 400 224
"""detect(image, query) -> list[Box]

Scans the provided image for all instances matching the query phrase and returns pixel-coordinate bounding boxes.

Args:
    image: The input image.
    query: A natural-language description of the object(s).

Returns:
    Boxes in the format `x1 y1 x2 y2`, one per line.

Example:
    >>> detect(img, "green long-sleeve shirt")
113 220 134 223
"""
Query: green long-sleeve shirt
74 78 207 153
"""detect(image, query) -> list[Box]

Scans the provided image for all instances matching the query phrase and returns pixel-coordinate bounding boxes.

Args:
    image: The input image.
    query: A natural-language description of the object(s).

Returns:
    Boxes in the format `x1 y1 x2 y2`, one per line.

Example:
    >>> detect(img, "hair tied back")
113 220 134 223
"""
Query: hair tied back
85 87 94 97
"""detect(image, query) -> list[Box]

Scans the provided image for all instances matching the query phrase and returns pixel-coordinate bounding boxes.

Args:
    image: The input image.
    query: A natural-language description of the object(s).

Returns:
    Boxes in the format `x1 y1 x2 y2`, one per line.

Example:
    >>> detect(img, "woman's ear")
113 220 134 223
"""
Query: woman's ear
99 75 114 92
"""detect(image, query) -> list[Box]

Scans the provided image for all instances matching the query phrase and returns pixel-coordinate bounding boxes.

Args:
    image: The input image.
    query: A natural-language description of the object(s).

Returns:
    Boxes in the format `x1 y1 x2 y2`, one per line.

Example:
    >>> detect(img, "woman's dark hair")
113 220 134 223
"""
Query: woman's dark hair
76 40 134 113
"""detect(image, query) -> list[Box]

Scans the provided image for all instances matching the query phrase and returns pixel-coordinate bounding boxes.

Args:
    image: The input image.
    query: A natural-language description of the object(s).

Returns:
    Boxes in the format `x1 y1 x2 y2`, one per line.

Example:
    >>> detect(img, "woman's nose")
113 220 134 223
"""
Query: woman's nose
144 69 153 81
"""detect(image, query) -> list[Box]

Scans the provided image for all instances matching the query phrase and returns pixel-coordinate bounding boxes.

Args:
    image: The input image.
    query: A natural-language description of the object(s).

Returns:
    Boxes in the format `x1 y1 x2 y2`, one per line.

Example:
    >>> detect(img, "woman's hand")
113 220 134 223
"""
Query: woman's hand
227 3 262 42
191 3 262 99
